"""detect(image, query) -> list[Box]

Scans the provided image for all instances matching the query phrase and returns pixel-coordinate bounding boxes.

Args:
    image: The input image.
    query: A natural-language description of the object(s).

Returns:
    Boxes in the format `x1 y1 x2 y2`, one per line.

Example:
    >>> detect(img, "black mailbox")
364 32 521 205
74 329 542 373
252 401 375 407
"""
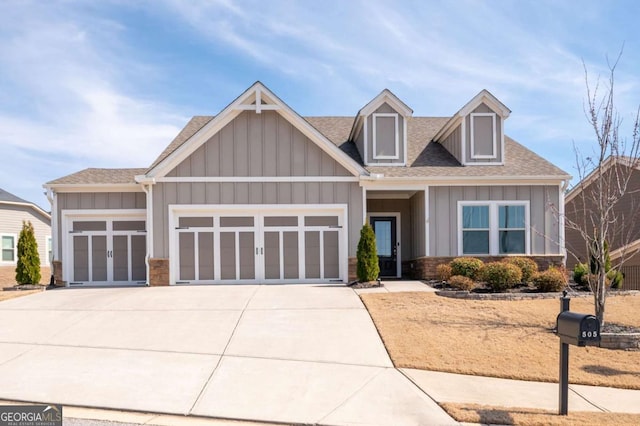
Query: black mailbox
556 311 600 346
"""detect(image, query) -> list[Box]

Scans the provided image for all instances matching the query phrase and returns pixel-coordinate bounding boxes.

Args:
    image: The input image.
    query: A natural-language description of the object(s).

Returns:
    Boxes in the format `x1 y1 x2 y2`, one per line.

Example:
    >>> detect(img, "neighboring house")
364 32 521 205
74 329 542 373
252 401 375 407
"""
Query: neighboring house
565 156 640 290
0 188 52 268
44 82 570 287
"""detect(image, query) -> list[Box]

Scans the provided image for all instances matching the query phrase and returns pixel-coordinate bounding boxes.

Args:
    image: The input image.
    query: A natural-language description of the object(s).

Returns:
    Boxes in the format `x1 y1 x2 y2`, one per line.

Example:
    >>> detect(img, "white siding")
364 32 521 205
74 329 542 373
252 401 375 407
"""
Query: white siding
0 204 51 266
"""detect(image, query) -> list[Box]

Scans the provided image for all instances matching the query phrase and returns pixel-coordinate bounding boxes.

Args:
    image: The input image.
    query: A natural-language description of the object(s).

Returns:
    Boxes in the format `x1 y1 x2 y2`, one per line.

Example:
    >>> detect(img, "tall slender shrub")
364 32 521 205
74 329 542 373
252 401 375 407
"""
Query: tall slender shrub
357 224 379 282
15 221 41 284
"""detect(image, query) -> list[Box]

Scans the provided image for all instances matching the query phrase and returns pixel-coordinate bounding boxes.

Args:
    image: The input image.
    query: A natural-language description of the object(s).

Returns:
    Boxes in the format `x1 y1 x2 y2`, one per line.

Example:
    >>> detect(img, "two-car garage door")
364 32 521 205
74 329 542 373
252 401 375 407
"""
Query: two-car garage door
171 206 347 284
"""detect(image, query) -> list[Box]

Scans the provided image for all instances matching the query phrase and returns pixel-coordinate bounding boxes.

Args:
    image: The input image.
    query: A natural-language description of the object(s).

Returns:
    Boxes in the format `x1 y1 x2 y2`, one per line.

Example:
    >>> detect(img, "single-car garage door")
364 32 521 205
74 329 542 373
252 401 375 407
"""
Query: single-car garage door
170 205 347 284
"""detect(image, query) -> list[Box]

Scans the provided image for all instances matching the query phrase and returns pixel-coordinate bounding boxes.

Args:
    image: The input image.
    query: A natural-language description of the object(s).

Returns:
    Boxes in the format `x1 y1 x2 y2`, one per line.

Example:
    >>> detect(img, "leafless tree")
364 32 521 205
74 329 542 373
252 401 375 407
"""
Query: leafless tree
565 52 640 326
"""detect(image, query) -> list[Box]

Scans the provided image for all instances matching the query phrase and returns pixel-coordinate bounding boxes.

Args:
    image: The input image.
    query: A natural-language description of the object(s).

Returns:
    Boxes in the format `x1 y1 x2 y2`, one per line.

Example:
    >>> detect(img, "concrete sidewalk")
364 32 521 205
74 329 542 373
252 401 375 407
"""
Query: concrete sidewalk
402 368 640 415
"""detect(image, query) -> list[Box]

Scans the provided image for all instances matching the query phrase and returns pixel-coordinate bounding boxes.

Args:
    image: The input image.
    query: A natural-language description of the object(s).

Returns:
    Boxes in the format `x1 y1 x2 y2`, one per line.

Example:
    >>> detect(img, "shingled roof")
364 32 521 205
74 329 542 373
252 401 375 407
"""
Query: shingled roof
0 187 31 204
47 168 147 185
47 112 569 185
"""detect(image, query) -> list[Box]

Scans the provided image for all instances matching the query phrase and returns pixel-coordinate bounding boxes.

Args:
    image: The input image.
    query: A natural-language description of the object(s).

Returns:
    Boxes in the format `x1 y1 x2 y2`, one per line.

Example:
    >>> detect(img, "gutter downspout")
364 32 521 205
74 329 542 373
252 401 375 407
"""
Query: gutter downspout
43 187 57 285
559 179 569 265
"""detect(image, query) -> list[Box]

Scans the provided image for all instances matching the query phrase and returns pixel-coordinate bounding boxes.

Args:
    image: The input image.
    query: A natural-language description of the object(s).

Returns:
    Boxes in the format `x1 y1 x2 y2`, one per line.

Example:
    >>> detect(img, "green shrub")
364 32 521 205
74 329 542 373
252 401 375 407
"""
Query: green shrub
533 267 567 292
607 269 624 289
573 263 588 286
436 263 452 281
15 221 41 285
450 257 484 280
481 261 522 292
449 275 475 291
356 224 379 282
503 257 538 283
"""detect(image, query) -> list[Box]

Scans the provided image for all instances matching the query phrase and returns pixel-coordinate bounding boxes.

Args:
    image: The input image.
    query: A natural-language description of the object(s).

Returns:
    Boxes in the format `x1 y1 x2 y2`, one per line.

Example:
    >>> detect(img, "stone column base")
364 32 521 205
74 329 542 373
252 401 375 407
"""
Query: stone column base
348 257 357 282
149 258 170 286
52 260 65 286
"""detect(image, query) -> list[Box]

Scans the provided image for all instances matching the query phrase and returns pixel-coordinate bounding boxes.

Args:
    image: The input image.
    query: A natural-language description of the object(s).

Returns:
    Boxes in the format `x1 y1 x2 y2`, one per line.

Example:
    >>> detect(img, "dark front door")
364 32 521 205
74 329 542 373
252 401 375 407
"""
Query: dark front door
370 216 397 277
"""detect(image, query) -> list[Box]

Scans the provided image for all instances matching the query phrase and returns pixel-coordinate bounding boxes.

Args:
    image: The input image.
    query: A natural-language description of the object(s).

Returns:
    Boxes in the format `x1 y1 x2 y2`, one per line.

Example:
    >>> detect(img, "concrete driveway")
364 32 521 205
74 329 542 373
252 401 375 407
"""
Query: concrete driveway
0 285 455 425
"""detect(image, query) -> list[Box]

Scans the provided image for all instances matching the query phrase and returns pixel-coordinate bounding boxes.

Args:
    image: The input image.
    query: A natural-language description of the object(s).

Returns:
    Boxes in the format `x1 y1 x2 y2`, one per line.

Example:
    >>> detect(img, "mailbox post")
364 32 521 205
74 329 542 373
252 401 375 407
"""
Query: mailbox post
558 292 570 415
555 291 601 415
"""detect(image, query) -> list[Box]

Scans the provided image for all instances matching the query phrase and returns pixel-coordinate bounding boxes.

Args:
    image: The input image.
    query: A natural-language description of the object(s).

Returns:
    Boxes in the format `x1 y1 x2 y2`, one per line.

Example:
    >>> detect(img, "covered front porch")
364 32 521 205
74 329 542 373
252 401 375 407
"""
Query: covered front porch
365 188 428 279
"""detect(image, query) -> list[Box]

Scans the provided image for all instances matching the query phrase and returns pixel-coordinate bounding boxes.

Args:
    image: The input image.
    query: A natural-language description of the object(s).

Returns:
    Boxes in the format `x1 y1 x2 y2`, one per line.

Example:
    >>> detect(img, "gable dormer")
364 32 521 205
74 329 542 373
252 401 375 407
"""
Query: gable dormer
434 90 511 166
349 89 413 166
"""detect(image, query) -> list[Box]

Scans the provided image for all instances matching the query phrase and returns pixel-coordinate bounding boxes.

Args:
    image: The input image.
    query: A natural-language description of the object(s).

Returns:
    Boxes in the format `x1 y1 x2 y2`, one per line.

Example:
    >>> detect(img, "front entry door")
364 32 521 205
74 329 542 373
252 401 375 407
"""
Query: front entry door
370 216 398 277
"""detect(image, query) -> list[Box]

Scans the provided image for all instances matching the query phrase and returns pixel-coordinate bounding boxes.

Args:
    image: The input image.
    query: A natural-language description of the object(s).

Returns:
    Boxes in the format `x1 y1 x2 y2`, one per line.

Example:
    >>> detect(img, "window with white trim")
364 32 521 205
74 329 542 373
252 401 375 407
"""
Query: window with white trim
459 201 529 255
470 113 497 159
372 113 399 159
1 234 16 263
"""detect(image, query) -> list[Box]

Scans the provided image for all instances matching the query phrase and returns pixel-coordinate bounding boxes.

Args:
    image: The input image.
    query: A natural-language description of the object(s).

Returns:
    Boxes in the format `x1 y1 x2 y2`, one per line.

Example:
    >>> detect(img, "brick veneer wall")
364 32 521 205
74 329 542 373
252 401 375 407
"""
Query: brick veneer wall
149 258 170 286
403 256 565 280
52 260 64 286
348 257 357 282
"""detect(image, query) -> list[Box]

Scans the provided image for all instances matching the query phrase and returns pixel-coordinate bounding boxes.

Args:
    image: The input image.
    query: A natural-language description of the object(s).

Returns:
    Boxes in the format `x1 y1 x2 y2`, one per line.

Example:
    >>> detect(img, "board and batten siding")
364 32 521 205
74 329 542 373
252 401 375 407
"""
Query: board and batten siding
440 124 462 164
56 192 146 263
167 111 352 178
429 185 560 256
154 109 362 258
410 191 426 258
0 204 51 265
464 103 503 164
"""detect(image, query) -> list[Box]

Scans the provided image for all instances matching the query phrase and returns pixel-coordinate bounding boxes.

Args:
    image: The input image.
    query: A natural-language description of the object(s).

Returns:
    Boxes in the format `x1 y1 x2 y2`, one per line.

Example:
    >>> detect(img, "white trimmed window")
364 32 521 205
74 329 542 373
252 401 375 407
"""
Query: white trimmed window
458 201 529 255
470 113 497 159
372 113 399 159
1 234 16 264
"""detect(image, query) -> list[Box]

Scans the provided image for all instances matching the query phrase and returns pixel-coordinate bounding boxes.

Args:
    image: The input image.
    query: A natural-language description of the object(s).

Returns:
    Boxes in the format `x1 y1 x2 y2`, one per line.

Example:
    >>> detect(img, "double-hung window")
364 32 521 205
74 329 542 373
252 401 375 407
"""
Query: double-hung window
459 201 529 256
1 234 16 263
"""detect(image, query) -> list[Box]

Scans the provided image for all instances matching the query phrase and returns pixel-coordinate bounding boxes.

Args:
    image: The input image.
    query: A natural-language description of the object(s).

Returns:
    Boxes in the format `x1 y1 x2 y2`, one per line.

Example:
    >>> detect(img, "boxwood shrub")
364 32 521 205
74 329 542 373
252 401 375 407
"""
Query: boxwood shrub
481 261 522 292
436 263 453 281
449 275 475 291
503 257 538 283
450 257 484 280
532 267 567 292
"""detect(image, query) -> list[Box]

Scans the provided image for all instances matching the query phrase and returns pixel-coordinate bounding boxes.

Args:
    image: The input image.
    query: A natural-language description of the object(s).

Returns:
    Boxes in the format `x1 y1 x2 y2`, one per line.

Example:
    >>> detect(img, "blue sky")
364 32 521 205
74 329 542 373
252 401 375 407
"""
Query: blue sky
2 0 640 208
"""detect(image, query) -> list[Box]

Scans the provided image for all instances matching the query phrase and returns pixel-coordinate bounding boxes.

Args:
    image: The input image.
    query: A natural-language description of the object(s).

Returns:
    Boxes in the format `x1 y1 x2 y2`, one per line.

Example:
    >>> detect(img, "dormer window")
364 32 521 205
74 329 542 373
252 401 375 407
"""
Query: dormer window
372 113 399 160
470 112 497 159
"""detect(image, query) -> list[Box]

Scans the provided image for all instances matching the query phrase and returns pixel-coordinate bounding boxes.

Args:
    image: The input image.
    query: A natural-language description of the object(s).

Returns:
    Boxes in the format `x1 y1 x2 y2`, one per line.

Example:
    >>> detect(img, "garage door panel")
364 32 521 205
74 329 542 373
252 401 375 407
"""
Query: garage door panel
264 232 280 280
239 232 256 280
179 233 195 281
283 231 299 279
113 235 128 281
305 231 321 279
73 236 89 282
92 235 108 282
324 231 339 279
220 232 236 280
198 232 215 280
131 235 147 281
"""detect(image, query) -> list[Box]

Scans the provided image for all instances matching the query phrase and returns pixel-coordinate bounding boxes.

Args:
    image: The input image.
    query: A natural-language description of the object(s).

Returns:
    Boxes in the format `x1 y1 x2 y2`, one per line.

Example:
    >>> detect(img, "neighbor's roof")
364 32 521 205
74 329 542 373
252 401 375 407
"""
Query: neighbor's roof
0 187 32 204
0 188 51 218
46 168 147 185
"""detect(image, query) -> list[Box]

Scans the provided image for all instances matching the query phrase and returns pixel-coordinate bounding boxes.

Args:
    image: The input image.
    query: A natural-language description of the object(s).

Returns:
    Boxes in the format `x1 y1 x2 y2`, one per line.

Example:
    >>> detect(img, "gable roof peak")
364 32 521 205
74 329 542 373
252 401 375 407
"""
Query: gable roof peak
358 88 413 117
458 89 511 118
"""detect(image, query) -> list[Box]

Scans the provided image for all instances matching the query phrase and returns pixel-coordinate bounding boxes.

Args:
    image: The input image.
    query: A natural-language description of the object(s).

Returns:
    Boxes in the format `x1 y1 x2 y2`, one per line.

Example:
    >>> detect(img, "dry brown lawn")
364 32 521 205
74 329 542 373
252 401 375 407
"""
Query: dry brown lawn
0 266 51 287
0 290 43 302
361 292 640 389
441 403 640 426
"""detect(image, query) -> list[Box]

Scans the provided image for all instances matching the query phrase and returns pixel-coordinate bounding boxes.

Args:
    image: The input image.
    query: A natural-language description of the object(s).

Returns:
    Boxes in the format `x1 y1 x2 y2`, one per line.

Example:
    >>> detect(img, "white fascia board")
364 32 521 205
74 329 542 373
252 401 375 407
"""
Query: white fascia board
44 184 143 193
458 90 511 118
148 82 367 179
359 89 413 117
360 175 569 187
0 201 51 219
156 176 359 183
